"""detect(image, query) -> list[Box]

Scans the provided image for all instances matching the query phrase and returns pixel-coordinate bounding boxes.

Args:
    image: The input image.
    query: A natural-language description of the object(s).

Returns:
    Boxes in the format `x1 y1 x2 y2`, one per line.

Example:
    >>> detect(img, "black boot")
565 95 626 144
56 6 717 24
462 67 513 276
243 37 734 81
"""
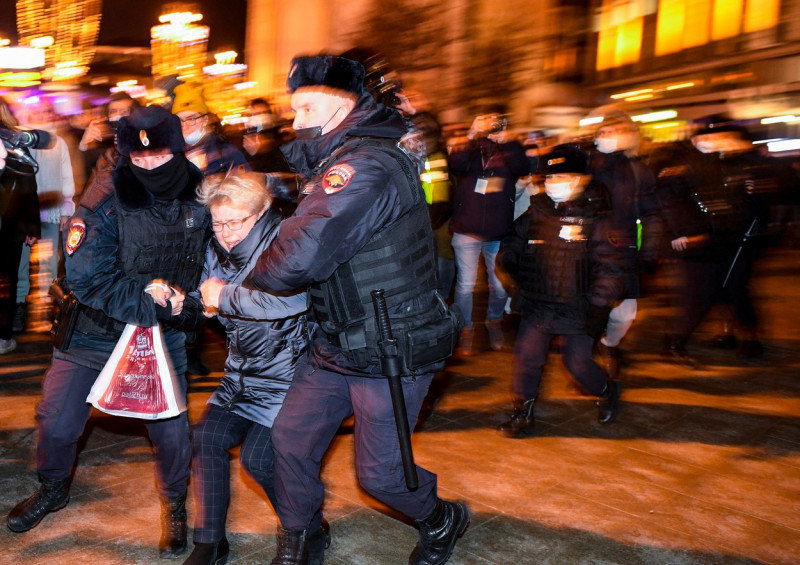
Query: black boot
7 475 71 532
496 398 535 438
306 519 331 565
182 536 229 565
408 499 470 565
160 492 188 559
271 527 311 565
597 380 621 425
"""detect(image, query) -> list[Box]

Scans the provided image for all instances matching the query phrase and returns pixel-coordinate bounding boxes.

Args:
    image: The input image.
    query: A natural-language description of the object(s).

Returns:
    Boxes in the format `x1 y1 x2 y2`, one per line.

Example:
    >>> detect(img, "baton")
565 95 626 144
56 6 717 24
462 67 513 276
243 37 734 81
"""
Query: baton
371 289 418 490
723 217 758 288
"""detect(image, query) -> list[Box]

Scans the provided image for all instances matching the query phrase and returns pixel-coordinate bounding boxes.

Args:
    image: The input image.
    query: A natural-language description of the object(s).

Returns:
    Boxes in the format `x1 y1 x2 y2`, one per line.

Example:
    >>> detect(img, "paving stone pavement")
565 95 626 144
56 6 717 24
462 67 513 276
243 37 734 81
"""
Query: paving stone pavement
1 248 798 565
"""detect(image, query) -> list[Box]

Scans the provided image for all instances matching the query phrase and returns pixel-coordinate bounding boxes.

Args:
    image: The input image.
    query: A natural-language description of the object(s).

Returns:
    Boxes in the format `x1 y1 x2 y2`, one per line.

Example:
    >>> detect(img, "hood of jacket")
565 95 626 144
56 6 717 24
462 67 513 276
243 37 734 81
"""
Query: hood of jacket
113 155 204 211
281 94 407 178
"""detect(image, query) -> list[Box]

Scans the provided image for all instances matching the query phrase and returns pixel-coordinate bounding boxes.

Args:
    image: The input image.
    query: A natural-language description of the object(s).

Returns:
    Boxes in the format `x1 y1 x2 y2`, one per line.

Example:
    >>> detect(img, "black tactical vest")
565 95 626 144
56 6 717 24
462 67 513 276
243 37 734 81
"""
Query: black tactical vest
76 197 209 337
308 138 440 366
517 201 593 304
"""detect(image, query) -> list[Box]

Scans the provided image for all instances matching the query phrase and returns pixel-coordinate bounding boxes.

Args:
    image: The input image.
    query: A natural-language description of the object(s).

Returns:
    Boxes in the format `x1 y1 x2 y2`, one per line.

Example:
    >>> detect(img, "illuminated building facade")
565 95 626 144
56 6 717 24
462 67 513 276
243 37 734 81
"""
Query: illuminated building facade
587 0 800 137
15 0 102 81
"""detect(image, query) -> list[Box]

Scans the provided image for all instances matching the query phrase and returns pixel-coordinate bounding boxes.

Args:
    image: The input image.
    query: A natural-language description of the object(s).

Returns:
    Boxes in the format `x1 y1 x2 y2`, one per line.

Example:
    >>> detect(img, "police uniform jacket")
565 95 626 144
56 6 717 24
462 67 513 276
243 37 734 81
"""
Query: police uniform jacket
179 207 309 428
247 93 443 377
498 185 624 334
56 157 209 373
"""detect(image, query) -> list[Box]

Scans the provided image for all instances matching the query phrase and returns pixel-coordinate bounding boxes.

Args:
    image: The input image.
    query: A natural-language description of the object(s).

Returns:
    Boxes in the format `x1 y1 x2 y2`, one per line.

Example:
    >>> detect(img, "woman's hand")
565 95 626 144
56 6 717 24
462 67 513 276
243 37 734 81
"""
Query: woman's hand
200 278 226 316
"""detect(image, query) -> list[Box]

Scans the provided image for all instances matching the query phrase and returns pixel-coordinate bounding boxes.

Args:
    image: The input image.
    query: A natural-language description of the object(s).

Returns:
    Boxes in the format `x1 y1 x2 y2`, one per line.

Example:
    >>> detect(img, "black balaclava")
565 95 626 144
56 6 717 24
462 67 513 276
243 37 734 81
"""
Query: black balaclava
130 154 190 200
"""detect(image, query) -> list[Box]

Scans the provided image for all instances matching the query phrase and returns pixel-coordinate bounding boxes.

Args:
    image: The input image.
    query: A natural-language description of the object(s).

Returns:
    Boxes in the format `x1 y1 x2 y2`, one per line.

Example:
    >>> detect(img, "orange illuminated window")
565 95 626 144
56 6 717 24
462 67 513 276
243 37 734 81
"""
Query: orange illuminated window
744 0 779 32
655 0 685 55
596 0 646 70
712 0 743 40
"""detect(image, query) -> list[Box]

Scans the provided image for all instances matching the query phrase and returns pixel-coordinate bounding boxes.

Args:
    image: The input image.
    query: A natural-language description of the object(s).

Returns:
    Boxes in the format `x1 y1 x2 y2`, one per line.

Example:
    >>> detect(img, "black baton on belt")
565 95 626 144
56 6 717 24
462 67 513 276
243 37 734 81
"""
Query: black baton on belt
371 289 418 490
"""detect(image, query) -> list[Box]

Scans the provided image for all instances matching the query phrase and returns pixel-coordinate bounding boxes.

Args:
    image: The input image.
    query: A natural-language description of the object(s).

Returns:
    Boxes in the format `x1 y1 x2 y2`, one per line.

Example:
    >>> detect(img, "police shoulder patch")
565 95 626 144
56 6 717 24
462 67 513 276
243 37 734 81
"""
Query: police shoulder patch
65 219 86 256
322 163 355 194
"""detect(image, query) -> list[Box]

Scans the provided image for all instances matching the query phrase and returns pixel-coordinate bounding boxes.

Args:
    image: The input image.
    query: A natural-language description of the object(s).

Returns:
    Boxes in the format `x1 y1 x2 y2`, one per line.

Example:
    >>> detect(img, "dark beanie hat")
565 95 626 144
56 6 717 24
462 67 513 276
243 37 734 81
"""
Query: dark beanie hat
287 55 365 96
539 144 589 175
116 105 185 157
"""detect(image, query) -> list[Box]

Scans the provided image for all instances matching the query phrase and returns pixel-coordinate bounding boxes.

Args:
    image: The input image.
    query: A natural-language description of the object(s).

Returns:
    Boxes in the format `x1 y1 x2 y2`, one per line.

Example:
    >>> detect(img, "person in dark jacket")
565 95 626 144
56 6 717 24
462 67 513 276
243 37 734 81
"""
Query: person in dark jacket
0 96 41 354
6 106 211 560
172 170 309 565
449 109 529 353
590 111 662 376
246 54 468 565
496 144 624 438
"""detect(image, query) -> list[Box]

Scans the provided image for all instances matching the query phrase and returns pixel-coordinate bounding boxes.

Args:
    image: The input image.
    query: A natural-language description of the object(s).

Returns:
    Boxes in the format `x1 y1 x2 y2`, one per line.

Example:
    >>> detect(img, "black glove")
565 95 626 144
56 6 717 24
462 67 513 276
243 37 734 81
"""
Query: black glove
585 305 612 340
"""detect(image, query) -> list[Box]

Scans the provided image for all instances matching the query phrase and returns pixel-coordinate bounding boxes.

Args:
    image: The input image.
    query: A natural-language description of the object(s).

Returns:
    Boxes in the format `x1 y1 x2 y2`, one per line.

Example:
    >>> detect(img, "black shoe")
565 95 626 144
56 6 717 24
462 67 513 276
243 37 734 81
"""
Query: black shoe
271 527 312 565
160 492 188 559
7 476 70 532
307 519 330 565
182 537 229 565
496 399 535 438
597 380 621 425
409 499 470 565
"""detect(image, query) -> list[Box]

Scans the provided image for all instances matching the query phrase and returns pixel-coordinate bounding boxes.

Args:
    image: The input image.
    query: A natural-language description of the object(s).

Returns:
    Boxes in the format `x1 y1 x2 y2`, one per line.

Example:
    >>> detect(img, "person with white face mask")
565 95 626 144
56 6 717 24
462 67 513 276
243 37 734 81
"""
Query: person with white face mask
171 82 248 177
590 112 662 379
495 144 624 439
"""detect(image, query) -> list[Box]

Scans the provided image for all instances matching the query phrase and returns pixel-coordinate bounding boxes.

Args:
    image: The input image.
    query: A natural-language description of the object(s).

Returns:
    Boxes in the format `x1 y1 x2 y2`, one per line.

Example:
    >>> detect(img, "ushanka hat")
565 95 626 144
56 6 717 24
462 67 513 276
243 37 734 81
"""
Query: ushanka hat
116 105 185 157
287 55 365 96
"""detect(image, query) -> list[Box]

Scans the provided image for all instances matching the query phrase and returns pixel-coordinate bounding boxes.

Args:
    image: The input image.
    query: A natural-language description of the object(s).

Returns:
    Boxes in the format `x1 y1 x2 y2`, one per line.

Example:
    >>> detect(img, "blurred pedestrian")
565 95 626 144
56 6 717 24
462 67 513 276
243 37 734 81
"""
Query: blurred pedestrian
242 97 291 173
449 107 529 353
15 97 75 333
0 97 40 354
590 111 662 377
496 144 623 438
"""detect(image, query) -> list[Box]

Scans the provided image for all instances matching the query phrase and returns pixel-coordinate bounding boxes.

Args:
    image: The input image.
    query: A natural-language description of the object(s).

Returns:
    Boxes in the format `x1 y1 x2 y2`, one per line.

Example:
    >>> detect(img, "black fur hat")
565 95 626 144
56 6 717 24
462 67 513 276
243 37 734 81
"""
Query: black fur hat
287 55 365 96
116 105 185 157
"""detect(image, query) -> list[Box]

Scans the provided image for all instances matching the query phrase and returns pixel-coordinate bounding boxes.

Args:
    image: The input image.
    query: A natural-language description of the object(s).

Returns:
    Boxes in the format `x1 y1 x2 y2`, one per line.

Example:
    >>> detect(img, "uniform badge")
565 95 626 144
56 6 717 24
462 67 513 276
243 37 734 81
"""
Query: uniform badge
139 129 150 147
322 164 355 194
65 219 86 255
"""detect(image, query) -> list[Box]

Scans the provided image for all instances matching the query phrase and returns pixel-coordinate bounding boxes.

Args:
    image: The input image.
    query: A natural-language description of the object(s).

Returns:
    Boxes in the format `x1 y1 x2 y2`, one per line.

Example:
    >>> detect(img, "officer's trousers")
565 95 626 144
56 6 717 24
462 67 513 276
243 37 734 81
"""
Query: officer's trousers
36 357 191 497
512 315 608 401
271 356 438 532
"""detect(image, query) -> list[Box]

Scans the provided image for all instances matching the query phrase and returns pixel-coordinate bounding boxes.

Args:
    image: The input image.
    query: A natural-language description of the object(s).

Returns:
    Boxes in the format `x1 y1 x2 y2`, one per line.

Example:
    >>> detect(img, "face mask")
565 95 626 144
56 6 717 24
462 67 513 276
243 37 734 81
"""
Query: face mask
595 137 618 154
294 107 342 141
131 155 189 200
184 128 205 146
544 181 573 203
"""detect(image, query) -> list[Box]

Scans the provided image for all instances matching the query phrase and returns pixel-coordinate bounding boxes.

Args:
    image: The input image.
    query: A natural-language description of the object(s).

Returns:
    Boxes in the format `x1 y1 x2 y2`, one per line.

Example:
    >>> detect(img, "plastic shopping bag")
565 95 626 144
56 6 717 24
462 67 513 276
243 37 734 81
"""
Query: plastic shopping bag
86 324 185 420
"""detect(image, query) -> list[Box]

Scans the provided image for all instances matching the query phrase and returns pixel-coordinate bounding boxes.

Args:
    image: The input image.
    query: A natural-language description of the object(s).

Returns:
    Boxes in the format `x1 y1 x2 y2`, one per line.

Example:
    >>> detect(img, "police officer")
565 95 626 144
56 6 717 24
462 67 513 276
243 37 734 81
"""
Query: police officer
246 54 469 565
496 144 624 437
6 106 210 560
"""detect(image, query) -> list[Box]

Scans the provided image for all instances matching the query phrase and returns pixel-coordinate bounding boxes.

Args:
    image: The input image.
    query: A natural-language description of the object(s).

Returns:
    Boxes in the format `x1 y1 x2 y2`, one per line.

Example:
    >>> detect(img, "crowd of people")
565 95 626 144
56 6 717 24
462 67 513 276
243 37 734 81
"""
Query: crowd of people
1 48 798 565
